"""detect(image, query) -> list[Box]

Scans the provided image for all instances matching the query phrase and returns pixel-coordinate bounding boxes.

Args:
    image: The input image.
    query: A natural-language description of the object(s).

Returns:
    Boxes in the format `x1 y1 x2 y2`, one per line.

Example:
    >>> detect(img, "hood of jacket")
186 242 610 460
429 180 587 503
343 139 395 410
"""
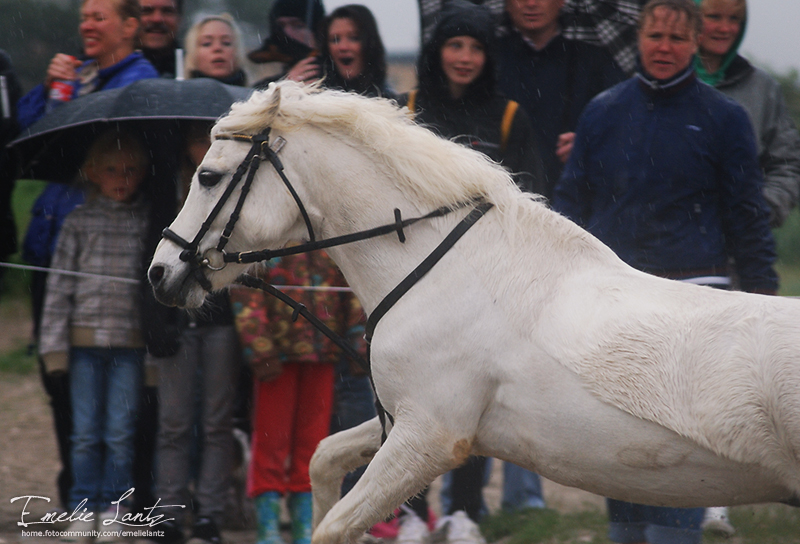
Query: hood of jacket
693 0 747 85
417 0 496 105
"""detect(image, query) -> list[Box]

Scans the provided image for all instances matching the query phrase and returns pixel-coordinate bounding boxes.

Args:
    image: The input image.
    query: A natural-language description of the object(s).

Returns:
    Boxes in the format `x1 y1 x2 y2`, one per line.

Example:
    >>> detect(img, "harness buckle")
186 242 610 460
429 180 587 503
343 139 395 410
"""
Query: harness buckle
270 136 287 154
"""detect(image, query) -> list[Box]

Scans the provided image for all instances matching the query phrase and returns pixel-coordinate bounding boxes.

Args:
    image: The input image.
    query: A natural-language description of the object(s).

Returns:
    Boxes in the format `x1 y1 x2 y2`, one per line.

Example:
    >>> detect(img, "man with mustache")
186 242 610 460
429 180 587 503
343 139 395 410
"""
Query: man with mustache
138 0 182 77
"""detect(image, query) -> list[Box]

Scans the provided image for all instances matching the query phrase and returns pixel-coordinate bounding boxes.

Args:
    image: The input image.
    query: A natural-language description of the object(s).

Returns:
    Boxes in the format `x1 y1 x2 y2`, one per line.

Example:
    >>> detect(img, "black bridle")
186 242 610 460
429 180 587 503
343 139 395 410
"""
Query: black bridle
161 128 316 291
159 128 494 441
161 128 488 290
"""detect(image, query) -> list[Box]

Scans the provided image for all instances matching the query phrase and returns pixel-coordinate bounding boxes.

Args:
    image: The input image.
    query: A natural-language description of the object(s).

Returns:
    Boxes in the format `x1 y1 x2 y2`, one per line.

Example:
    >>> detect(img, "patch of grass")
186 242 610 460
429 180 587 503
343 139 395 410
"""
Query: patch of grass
721 504 800 544
774 208 800 265
777 261 800 296
2 179 46 302
12 179 47 238
478 504 800 544
0 344 36 374
480 508 611 544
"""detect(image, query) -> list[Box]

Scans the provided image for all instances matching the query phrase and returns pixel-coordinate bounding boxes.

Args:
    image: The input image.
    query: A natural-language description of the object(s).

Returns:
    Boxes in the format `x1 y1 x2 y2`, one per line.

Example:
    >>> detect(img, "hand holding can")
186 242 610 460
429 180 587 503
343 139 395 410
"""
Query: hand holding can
45 54 81 107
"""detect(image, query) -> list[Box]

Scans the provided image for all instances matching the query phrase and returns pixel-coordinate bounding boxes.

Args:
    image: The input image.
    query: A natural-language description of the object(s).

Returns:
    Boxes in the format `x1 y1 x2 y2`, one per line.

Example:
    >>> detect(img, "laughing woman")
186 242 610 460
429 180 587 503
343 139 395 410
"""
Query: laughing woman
17 0 158 129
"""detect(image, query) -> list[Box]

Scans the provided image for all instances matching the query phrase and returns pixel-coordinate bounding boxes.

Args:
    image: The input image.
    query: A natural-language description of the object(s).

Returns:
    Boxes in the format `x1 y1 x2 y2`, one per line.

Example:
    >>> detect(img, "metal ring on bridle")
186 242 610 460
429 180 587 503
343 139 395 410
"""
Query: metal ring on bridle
201 248 227 270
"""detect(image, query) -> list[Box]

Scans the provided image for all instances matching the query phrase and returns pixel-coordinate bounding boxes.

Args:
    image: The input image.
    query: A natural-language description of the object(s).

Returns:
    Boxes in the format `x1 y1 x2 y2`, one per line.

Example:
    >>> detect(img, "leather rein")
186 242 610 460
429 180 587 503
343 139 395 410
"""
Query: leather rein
159 128 494 439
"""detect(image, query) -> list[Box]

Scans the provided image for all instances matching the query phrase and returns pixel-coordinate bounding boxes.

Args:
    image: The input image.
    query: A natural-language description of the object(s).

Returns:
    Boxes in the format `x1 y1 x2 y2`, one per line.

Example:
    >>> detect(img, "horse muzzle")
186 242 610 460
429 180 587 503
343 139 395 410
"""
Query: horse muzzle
148 261 208 309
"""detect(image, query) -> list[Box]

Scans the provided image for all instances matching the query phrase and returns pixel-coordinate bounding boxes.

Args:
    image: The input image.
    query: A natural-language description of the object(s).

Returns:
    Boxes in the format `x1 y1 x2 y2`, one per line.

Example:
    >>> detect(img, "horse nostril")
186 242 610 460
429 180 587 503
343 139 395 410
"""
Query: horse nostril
149 265 165 285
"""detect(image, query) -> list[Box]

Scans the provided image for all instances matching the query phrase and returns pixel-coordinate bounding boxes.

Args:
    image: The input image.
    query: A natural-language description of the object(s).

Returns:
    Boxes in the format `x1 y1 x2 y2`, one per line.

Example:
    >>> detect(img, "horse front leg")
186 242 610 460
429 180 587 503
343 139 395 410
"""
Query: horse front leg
311 410 469 544
310 416 383 529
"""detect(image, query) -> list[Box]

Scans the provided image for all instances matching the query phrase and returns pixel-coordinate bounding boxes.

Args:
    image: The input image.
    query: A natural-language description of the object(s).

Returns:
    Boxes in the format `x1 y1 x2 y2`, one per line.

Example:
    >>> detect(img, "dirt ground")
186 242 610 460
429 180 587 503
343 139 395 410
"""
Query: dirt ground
0 306 605 544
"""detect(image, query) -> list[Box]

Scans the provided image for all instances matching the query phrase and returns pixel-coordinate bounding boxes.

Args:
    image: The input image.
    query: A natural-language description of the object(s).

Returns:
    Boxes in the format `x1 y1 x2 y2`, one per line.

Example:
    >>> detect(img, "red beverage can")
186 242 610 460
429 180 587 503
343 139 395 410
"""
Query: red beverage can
48 79 74 103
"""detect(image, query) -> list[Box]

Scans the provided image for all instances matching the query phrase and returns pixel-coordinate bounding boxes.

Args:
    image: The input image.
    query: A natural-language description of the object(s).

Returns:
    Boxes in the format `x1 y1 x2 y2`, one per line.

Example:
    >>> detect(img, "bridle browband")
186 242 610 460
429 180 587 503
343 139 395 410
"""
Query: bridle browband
159 128 494 442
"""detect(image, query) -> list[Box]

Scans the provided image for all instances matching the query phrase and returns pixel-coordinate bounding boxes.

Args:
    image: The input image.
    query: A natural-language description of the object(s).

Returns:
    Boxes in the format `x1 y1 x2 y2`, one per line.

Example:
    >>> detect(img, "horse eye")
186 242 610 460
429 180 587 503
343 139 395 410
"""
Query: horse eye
198 169 224 187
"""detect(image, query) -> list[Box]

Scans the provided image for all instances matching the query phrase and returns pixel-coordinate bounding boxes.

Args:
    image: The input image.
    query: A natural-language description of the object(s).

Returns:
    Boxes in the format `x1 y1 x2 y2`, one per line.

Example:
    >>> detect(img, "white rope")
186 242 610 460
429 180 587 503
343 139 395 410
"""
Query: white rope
0 261 140 285
0 261 354 292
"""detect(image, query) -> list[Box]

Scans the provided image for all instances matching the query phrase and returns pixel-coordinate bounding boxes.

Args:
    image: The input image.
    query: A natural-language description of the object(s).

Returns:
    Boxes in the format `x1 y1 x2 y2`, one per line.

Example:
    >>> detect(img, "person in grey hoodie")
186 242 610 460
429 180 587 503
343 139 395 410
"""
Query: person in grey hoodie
694 0 800 228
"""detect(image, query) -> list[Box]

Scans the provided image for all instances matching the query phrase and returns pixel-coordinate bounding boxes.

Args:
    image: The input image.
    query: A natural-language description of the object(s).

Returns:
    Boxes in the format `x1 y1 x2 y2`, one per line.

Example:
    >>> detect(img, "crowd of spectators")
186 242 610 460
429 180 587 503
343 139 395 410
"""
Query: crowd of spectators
0 1 798 544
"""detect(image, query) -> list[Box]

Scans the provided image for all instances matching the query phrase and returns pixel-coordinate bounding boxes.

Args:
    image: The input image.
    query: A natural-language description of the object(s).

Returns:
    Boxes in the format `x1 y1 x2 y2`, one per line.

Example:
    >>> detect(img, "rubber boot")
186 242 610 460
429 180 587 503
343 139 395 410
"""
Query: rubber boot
289 492 313 544
255 491 283 544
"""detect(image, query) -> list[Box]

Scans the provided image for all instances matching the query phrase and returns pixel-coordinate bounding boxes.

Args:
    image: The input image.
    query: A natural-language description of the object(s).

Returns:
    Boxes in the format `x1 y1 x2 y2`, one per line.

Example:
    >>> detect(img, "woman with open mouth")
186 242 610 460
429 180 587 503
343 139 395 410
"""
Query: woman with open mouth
318 4 393 98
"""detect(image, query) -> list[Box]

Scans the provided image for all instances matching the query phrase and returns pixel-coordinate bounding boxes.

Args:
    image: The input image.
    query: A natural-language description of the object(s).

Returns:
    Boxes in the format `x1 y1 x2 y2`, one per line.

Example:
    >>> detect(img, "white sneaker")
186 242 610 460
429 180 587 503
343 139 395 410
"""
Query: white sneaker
702 506 735 536
396 512 430 544
435 511 485 544
61 519 96 543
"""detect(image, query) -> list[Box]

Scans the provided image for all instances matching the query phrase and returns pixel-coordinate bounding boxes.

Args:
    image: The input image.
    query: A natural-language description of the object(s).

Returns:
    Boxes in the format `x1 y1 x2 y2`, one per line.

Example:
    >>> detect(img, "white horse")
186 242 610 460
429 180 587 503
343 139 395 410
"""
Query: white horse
149 81 800 544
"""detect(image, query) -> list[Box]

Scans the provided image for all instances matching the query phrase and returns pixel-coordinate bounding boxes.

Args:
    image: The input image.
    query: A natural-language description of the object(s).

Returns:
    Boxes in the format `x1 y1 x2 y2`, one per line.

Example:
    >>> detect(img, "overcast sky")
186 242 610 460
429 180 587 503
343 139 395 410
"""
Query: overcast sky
324 0 800 74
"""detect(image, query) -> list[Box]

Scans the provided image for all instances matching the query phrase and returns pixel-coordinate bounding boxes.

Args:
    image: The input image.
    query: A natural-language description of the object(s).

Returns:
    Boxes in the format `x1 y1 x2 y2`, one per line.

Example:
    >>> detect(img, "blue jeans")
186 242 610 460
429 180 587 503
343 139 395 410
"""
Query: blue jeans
607 499 704 544
69 347 144 511
502 462 546 511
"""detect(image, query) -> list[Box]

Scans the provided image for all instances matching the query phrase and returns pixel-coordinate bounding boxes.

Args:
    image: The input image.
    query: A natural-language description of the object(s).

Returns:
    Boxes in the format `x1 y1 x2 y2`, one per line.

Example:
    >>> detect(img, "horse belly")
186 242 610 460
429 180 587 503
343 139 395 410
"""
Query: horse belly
476 360 792 507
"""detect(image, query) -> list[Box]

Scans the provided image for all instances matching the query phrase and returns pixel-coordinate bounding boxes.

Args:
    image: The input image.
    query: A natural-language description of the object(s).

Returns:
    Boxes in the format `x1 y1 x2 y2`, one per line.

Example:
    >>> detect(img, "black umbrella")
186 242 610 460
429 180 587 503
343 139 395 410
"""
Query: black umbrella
417 0 645 75
8 77 253 180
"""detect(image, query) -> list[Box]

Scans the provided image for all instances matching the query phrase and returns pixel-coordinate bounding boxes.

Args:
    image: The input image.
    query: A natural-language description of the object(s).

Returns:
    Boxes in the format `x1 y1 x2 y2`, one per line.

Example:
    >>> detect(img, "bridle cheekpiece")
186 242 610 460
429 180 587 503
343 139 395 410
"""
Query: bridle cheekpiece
160 127 314 290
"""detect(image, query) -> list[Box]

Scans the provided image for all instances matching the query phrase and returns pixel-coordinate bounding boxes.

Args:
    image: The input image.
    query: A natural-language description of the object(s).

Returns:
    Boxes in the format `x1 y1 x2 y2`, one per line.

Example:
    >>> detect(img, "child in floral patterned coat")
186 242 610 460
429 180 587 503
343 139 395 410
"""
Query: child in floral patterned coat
230 251 366 544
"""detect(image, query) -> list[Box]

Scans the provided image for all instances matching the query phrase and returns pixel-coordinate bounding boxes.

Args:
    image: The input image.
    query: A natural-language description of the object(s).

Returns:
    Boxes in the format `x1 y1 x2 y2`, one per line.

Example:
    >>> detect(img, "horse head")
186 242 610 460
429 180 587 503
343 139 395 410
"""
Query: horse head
149 83 315 308
149 80 523 309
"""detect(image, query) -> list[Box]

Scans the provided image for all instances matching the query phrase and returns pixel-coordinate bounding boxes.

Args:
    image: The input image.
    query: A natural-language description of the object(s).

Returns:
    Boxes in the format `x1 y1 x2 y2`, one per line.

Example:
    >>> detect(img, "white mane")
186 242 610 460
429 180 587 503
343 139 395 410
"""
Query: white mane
214 81 536 219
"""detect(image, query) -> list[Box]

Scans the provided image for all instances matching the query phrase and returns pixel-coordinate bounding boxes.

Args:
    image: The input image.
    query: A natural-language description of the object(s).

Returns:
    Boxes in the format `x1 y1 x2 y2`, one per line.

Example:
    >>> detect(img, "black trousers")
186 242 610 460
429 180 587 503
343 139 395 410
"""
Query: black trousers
406 455 486 523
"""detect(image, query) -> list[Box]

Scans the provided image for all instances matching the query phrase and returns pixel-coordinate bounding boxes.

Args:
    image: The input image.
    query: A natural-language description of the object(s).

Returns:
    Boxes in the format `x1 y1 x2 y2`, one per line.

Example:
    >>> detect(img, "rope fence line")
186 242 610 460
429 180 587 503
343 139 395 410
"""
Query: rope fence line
2 262 797 297
0 261 355 292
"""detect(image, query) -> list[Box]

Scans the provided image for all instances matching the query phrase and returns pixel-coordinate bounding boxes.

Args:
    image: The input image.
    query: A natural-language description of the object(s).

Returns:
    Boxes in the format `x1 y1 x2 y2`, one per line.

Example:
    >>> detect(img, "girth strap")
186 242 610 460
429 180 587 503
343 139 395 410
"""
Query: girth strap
365 201 494 442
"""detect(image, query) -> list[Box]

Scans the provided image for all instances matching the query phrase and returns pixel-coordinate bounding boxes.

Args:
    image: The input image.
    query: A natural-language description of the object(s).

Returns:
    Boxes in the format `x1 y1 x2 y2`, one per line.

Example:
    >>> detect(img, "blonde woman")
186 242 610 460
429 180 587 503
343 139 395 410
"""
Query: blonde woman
183 13 249 86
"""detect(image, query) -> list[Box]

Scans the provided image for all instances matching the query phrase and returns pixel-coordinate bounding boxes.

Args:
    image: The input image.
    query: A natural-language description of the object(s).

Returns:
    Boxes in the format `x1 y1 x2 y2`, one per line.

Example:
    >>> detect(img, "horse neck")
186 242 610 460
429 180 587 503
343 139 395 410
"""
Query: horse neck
285 128 461 314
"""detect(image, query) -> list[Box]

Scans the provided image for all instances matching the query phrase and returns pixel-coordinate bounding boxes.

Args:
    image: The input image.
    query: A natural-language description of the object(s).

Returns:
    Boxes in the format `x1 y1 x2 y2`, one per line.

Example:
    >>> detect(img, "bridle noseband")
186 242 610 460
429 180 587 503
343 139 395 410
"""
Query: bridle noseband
161 128 316 290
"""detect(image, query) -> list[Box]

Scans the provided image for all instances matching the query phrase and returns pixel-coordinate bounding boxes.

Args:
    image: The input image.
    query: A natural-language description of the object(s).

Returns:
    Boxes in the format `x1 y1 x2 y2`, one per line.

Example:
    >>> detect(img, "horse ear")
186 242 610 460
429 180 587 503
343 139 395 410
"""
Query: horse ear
263 85 282 125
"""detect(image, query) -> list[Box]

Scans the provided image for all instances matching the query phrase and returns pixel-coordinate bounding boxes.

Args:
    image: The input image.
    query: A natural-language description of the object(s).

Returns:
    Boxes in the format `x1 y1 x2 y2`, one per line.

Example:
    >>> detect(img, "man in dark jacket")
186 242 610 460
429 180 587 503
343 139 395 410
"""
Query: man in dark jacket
496 0 626 198
138 0 183 77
